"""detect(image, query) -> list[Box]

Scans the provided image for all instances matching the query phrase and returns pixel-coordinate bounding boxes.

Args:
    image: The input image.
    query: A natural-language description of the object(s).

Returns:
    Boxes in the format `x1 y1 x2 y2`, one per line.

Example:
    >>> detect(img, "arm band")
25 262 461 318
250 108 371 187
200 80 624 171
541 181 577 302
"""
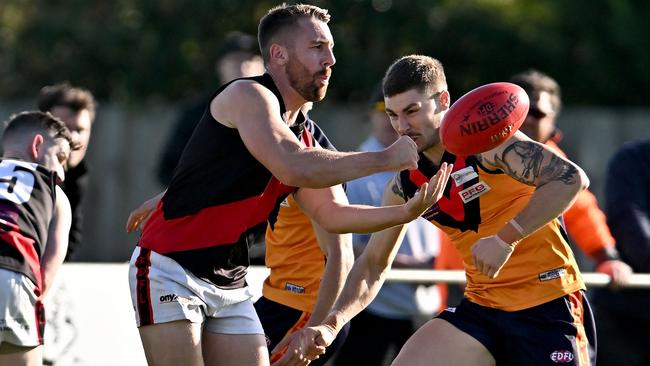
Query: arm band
509 218 526 237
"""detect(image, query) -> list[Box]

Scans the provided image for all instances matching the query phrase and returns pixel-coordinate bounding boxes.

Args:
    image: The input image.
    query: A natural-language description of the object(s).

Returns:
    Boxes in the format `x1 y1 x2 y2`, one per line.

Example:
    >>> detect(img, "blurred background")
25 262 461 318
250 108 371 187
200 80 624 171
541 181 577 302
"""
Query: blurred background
1 0 649 262
2 0 648 263
1 1 649 365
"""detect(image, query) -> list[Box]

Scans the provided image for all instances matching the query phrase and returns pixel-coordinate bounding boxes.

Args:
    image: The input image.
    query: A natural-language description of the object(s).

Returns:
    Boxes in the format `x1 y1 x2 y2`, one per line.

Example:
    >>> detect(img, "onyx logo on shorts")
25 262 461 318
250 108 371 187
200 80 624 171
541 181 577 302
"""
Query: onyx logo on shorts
550 350 574 363
159 294 178 303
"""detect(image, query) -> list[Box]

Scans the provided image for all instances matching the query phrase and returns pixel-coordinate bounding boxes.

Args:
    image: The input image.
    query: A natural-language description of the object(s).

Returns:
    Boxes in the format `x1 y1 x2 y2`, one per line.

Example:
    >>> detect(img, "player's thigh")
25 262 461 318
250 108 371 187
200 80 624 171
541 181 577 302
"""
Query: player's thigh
138 320 203 366
202 332 268 366
0 344 41 366
203 297 268 366
392 318 495 366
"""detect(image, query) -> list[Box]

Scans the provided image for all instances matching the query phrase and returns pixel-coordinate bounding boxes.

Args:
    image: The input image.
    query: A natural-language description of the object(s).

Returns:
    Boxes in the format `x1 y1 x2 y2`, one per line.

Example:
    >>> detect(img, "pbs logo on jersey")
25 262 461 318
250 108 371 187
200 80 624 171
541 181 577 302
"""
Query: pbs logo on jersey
550 350 574 363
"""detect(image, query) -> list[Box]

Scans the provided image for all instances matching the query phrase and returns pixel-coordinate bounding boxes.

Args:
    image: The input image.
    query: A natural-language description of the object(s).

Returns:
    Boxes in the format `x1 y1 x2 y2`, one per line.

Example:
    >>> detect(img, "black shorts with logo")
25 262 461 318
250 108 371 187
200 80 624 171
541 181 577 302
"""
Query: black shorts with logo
254 296 350 366
437 291 596 365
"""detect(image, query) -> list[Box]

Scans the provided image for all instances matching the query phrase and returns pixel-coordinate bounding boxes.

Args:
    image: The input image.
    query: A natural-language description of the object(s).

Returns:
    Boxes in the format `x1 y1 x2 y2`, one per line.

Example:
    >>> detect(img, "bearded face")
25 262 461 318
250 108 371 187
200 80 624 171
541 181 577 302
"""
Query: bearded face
286 49 329 102
282 17 334 102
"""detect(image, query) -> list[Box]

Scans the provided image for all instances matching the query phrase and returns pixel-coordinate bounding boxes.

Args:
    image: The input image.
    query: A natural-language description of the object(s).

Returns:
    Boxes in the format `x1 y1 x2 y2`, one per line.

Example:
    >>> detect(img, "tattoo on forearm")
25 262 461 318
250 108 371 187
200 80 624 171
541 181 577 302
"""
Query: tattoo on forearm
539 155 578 185
494 141 577 186
391 174 406 199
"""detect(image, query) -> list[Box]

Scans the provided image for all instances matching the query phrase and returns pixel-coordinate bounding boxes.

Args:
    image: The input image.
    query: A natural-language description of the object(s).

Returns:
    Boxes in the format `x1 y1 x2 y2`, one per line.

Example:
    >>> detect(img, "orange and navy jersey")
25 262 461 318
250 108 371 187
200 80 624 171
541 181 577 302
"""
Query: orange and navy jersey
139 74 312 289
263 194 325 312
400 151 585 311
262 120 335 313
546 140 616 257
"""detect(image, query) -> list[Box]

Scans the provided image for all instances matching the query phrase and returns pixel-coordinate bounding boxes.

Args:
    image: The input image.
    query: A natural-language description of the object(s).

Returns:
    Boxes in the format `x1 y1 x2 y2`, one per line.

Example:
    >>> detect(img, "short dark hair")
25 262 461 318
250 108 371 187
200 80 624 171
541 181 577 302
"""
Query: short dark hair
37 83 97 121
3 111 75 148
258 3 330 63
509 69 562 113
383 55 447 98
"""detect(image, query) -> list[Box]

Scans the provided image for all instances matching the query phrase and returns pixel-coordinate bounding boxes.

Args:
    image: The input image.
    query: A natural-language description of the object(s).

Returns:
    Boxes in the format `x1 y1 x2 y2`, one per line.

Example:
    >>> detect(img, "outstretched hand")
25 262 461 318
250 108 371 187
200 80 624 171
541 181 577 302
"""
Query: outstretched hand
125 196 159 232
403 162 453 220
270 326 333 366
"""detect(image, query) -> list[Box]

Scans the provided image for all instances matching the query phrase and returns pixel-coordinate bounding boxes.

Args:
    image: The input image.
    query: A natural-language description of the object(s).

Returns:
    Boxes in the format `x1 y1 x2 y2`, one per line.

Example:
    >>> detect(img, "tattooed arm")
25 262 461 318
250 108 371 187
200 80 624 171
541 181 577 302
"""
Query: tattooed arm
477 130 589 243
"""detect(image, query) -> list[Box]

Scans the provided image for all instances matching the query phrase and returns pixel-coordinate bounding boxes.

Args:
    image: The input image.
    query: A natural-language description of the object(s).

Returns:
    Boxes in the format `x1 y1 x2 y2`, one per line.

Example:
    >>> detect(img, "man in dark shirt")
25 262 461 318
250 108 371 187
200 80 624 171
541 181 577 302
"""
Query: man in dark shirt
37 83 96 260
594 140 650 366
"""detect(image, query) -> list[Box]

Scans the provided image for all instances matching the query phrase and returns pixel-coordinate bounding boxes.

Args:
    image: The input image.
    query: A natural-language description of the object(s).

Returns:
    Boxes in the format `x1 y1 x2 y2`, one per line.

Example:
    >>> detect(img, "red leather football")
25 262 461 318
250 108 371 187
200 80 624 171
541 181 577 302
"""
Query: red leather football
440 82 529 156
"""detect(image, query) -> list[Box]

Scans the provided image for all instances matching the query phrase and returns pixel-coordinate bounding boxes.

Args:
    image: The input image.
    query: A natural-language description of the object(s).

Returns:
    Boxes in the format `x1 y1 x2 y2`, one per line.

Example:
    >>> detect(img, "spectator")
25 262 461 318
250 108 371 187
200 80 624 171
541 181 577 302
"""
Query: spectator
595 139 650 366
509 70 632 284
37 83 96 260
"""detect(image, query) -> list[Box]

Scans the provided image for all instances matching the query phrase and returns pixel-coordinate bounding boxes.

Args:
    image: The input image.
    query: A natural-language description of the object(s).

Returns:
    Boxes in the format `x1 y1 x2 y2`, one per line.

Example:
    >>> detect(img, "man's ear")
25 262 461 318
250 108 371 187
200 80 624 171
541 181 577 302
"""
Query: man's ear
269 43 289 66
30 134 44 160
439 90 451 111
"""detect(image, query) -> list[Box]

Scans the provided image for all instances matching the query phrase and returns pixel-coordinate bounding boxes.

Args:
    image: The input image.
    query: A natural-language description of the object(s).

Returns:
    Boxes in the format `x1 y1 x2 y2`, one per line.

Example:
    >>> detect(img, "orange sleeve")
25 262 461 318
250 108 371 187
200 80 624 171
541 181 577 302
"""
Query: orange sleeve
563 189 615 257
435 232 464 270
545 141 615 257
434 231 464 310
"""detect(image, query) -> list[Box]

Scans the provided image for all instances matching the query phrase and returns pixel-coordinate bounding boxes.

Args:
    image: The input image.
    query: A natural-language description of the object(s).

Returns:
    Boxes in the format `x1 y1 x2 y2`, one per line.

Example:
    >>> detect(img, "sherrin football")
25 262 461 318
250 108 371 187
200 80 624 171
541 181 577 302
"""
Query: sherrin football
440 82 529 156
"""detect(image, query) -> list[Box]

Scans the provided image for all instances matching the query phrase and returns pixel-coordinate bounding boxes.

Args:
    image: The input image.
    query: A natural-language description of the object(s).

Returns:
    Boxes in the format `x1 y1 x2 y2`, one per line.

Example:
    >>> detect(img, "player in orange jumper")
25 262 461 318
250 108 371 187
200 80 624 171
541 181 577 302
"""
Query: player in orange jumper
298 55 596 366
256 120 354 366
434 71 633 310
509 70 632 284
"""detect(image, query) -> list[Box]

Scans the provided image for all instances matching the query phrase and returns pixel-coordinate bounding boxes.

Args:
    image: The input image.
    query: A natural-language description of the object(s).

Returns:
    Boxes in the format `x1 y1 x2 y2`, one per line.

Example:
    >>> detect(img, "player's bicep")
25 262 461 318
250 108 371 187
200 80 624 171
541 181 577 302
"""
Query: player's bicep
478 131 582 187
212 82 305 181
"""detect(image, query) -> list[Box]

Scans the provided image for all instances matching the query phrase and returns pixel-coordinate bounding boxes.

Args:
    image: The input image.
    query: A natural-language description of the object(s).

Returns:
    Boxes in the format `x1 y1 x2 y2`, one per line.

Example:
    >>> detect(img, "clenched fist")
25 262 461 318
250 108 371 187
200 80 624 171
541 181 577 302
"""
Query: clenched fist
471 235 517 278
383 135 419 171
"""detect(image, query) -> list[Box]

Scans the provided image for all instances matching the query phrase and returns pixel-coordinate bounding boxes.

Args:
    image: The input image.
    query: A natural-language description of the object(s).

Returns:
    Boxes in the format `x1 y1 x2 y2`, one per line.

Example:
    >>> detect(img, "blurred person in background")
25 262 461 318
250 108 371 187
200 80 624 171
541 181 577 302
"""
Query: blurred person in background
594 139 650 366
156 31 265 187
37 83 96 260
0 111 73 366
334 85 444 366
36 84 96 366
509 70 632 284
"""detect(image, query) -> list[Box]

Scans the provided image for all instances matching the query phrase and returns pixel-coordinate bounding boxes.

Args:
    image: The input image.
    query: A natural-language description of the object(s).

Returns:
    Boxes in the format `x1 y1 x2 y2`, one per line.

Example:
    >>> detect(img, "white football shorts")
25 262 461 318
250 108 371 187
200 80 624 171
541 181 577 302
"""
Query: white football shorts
128 246 263 335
